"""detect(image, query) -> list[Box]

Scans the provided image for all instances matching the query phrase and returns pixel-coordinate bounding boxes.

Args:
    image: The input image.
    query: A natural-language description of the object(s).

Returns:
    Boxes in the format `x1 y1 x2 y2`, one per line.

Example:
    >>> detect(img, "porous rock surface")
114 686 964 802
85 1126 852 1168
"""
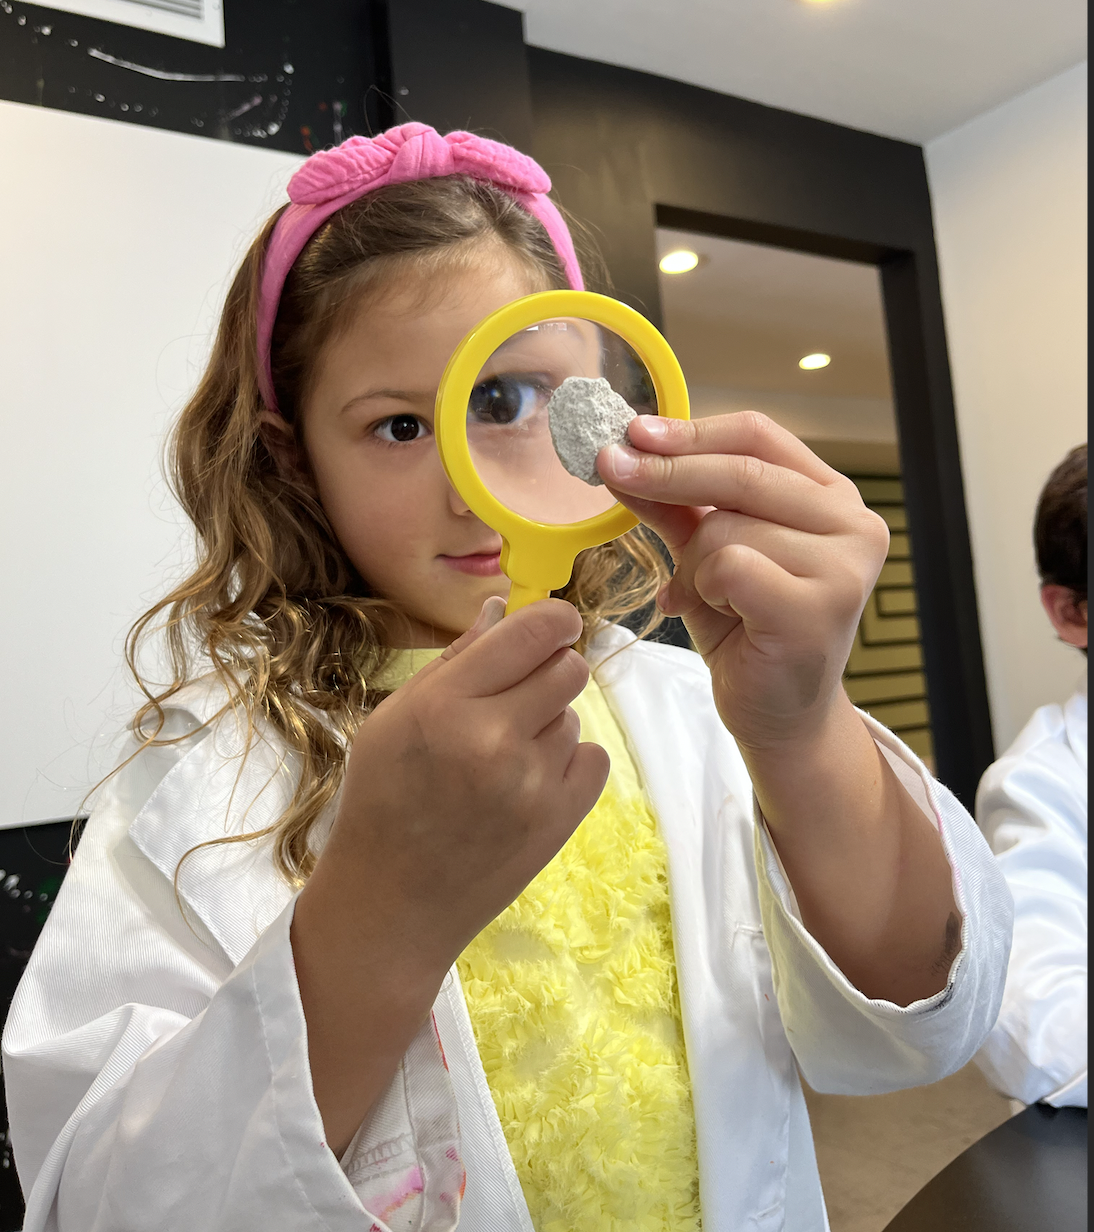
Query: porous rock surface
547 376 636 487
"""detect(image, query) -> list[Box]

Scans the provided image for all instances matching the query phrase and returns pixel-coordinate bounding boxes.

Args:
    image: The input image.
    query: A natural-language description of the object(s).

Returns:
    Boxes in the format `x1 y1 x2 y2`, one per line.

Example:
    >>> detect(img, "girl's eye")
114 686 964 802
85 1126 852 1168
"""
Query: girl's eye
375 413 429 444
468 376 548 427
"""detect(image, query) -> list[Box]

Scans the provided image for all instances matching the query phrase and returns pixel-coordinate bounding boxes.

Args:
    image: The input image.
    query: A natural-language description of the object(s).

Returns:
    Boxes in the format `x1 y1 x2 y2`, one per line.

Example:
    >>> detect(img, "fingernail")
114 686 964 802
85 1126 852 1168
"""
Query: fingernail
601 443 639 479
655 583 672 613
479 596 506 629
638 416 668 438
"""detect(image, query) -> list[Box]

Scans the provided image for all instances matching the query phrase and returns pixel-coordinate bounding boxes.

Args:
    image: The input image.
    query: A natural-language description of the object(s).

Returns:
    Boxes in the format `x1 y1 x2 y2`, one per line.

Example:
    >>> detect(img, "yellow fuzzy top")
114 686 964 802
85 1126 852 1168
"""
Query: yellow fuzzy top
384 649 701 1231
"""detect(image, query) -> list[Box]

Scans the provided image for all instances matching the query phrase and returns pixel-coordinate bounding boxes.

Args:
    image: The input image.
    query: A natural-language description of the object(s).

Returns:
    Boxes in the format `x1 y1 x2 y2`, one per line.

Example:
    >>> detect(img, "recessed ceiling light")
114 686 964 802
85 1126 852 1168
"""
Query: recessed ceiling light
659 249 700 275
799 353 831 370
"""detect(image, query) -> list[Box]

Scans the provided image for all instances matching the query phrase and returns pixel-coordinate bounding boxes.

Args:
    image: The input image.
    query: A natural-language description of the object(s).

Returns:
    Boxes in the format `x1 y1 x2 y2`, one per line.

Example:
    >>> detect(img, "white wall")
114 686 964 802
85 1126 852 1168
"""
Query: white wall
926 61 1088 753
0 101 301 827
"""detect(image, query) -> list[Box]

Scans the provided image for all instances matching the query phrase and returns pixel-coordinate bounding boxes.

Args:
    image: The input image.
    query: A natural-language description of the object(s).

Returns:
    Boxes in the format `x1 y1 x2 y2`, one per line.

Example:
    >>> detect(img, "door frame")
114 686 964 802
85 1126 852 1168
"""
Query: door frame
528 48 994 805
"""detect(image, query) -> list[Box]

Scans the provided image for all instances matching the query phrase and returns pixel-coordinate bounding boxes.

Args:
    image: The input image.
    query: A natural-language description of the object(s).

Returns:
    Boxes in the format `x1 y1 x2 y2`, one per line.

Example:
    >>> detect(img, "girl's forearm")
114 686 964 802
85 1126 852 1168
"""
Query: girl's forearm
290 860 450 1158
738 691 960 1006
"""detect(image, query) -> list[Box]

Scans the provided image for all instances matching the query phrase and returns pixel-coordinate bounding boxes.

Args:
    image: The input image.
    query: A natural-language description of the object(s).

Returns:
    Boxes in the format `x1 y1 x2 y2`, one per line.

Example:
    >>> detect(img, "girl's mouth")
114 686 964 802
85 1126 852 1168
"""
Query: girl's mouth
440 552 503 576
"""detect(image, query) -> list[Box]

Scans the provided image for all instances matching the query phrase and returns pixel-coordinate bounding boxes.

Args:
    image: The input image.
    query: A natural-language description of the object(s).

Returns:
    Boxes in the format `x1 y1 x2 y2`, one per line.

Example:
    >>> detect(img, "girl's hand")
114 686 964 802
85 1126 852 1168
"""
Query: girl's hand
598 412 890 752
333 596 609 972
599 413 960 1010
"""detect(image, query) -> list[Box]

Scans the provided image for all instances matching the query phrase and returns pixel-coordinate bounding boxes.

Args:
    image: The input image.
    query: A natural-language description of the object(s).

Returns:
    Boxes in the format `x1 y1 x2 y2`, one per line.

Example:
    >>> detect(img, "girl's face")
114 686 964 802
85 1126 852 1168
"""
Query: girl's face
300 249 541 646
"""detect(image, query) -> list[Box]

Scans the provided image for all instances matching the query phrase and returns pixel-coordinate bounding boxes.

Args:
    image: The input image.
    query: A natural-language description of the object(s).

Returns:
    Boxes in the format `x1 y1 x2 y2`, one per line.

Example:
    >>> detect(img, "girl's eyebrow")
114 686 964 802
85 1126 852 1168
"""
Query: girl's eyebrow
339 387 434 415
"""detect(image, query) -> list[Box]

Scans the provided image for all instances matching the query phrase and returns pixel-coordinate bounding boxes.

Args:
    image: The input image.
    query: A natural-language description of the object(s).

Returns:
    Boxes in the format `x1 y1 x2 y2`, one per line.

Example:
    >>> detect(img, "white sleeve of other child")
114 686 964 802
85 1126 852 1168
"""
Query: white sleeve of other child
753 711 1015 1096
1 714 463 1232
972 696 1088 1108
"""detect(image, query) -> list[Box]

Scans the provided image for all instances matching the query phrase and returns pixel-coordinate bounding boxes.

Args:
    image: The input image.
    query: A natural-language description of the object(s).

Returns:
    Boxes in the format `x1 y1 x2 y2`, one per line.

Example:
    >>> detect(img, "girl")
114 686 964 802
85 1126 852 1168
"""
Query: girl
4 123 1010 1232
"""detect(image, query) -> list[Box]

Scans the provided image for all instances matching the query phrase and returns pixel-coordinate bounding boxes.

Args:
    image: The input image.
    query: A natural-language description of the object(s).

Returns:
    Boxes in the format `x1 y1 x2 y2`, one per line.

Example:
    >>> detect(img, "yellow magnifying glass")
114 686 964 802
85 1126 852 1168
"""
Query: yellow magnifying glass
434 290 690 614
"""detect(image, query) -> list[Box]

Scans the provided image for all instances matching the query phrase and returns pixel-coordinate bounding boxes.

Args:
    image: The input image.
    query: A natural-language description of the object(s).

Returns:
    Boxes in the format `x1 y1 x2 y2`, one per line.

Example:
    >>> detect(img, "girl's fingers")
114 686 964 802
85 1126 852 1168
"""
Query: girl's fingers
662 510 883 619
629 411 840 485
438 598 584 698
599 443 848 535
601 487 710 561
533 708 606 798
497 645 591 739
534 704 582 751
438 596 507 661
660 508 881 605
561 740 612 813
690 543 811 634
410 596 507 690
677 509 838 579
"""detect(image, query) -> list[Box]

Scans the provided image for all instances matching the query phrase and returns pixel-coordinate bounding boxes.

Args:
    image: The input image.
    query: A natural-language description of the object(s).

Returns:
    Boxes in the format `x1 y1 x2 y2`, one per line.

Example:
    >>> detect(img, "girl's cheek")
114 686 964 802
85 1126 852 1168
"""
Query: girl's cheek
350 481 430 564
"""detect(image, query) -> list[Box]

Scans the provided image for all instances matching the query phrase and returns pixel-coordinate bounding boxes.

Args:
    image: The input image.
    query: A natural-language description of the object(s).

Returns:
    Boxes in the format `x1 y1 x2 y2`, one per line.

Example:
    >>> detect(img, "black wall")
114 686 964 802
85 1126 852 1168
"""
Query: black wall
384 0 534 152
0 0 533 154
0 0 994 802
0 821 81 1224
525 49 995 803
0 0 388 150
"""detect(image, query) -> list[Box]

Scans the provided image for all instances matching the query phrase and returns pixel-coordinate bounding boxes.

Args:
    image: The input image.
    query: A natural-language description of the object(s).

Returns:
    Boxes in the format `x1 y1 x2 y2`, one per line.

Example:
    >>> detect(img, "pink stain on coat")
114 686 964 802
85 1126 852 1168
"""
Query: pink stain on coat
375 1167 424 1218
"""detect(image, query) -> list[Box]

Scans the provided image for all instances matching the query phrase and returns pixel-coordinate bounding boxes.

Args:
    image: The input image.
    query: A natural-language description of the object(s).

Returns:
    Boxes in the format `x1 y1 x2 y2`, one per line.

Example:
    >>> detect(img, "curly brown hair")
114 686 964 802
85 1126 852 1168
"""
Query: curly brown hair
125 174 668 887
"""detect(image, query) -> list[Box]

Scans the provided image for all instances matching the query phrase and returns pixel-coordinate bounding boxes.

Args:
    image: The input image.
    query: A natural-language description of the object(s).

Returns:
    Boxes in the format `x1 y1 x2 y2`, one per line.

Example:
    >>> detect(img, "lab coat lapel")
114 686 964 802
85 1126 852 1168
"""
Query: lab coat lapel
128 688 298 967
590 627 792 1231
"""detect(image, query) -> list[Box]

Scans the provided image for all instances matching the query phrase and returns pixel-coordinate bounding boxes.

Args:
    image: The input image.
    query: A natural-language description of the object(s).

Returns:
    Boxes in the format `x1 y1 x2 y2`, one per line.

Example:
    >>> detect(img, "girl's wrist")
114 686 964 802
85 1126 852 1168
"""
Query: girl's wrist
293 858 457 1001
732 684 856 766
735 690 887 843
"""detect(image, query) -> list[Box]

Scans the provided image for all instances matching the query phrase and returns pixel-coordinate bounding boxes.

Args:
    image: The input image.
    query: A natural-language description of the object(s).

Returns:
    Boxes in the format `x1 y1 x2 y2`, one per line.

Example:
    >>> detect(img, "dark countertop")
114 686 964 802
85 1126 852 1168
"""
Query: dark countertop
883 1102 1087 1232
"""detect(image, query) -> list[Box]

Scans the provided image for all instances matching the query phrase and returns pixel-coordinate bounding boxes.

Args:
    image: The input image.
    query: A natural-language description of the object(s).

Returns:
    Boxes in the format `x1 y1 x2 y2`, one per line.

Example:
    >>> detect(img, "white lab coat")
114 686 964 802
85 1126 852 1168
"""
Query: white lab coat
3 626 1012 1232
974 677 1087 1108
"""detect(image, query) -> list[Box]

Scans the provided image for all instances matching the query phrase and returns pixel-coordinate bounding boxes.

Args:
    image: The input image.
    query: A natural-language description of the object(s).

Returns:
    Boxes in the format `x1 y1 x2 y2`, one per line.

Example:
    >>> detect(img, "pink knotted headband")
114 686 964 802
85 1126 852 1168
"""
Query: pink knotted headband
256 121 585 414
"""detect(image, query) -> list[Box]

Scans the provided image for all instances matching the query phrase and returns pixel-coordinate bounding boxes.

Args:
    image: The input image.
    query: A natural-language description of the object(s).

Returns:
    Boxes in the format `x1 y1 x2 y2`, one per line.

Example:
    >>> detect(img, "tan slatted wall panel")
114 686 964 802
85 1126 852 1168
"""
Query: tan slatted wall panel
842 476 935 767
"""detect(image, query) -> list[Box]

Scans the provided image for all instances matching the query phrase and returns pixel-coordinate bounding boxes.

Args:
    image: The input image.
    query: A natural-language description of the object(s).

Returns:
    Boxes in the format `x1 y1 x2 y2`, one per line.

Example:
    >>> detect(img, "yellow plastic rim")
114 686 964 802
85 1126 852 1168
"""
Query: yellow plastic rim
434 290 690 610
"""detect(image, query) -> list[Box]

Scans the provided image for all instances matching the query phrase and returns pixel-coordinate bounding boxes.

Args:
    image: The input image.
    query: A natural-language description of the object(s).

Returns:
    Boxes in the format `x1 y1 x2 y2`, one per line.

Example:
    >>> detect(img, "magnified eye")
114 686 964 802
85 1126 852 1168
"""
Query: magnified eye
375 413 429 443
469 376 548 426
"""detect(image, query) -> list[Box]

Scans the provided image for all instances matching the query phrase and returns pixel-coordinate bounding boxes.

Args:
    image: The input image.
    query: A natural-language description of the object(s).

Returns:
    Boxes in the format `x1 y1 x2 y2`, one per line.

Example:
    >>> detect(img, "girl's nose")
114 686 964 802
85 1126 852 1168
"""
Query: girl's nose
447 479 473 516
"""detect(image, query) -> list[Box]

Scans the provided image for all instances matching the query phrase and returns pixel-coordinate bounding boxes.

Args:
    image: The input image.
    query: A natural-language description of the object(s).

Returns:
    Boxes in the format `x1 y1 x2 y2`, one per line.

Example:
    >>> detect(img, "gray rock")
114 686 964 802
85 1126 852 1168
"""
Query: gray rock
547 376 637 487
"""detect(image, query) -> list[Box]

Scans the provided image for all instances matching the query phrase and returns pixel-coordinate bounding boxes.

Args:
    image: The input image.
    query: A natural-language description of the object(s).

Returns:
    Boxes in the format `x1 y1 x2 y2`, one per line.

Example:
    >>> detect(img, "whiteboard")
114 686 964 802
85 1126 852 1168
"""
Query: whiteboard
0 99 301 827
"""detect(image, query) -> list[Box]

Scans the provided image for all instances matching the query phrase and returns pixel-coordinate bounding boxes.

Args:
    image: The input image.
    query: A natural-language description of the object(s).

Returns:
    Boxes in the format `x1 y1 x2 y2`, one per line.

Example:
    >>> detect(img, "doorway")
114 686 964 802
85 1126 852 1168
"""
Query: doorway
657 228 934 767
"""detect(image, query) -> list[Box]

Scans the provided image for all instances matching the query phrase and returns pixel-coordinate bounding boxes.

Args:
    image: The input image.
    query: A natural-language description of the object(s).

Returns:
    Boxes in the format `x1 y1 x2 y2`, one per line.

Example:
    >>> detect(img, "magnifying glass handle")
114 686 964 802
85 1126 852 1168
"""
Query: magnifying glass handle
505 581 551 615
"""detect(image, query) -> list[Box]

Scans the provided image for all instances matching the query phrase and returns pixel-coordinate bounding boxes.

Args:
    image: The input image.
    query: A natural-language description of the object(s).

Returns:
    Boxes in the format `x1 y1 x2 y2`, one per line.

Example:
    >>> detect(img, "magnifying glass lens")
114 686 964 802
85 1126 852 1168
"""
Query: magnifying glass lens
466 317 657 525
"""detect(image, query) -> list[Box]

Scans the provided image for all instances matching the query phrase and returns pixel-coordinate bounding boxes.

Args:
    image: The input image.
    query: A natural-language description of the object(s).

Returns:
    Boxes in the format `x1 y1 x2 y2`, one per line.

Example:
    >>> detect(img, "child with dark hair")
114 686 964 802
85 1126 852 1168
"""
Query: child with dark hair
976 442 1087 1107
1035 443 1088 656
